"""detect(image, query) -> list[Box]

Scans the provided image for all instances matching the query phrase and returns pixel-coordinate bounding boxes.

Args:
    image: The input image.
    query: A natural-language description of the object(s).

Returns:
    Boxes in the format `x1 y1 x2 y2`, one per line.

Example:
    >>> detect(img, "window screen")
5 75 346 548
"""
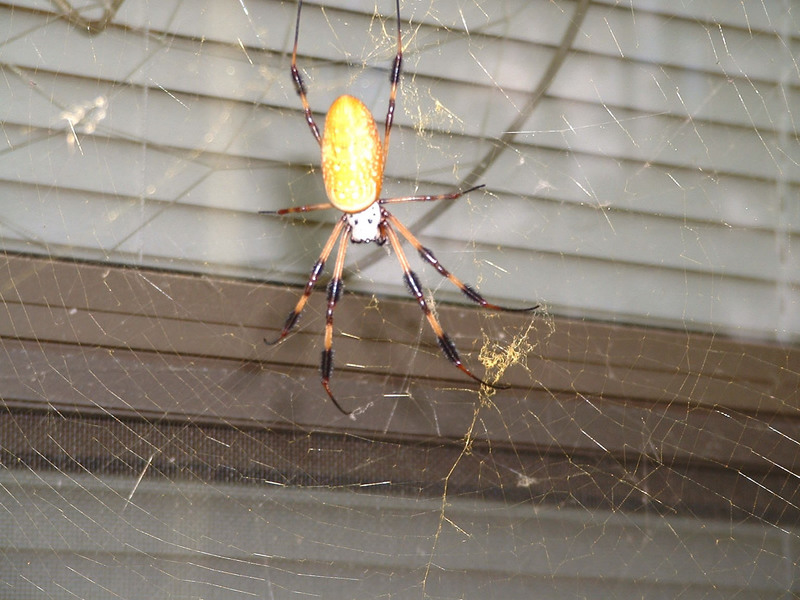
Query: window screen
1 1 798 599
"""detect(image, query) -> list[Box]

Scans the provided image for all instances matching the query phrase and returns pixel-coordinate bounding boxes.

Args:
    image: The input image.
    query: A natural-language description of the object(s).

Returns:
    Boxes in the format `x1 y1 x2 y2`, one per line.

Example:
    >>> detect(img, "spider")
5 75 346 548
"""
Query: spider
262 0 538 414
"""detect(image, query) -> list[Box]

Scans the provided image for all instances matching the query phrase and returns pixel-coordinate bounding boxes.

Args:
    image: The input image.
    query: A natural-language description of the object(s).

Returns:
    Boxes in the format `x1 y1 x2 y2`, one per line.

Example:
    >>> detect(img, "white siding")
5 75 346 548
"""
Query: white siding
1 0 798 339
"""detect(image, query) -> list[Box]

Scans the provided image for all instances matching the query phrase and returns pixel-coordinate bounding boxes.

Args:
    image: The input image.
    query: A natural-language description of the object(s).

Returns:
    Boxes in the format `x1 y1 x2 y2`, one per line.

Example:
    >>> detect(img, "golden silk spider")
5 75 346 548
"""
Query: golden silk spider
262 0 538 414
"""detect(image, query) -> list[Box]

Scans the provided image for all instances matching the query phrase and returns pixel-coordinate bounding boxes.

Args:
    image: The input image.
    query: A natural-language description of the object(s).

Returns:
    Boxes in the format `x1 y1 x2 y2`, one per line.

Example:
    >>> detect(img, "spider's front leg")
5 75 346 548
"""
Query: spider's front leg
384 212 539 313
320 225 351 415
264 216 353 415
264 218 346 346
380 218 514 390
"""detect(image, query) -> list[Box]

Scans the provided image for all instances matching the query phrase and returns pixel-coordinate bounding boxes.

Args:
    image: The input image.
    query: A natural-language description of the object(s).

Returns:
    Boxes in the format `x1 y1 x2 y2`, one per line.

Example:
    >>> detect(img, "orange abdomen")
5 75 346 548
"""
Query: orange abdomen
321 95 384 213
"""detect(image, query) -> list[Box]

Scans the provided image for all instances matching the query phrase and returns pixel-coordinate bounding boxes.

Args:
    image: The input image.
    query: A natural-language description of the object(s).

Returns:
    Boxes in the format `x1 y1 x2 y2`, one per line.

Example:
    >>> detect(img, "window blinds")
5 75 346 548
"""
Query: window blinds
2 0 797 340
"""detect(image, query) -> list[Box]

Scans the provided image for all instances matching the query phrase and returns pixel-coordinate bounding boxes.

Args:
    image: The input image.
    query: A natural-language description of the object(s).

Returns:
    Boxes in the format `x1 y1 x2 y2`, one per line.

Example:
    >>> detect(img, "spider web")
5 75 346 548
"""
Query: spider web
1 0 799 598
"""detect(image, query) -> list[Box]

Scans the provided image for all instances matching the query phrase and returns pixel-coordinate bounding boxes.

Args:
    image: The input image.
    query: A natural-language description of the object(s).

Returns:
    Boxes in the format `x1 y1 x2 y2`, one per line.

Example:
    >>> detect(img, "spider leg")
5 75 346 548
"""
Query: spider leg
382 0 402 161
378 184 486 205
382 220 511 390
291 0 322 145
265 217 347 346
384 211 539 312
259 202 332 216
320 223 351 415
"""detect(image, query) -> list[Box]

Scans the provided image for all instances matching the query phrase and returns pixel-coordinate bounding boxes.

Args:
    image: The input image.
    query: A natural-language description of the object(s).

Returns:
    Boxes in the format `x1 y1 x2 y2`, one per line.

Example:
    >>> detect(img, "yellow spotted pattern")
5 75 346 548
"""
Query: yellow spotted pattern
321 95 384 213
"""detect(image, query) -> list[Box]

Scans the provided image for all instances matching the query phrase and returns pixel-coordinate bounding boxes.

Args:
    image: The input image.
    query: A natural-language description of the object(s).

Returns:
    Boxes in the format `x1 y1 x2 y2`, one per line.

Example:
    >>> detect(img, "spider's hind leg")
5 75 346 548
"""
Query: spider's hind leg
290 0 322 145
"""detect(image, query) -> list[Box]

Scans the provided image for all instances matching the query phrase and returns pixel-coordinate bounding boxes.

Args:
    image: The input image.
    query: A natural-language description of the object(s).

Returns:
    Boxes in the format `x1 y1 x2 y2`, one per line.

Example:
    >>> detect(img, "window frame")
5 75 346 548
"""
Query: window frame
2 252 798 524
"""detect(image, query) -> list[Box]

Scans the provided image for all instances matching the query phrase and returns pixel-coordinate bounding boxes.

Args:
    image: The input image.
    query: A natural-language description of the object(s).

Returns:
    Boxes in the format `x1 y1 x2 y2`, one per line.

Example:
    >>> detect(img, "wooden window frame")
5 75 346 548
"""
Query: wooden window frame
1 252 798 524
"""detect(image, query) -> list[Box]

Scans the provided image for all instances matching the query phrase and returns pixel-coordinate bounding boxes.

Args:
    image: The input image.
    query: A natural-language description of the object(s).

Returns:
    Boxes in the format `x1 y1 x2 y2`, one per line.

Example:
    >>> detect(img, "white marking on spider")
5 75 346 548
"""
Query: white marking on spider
346 202 382 243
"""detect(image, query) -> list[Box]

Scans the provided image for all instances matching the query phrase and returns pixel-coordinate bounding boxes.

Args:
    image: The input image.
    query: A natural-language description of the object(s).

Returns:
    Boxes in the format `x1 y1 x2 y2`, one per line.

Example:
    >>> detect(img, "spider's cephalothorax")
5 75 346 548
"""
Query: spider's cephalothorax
261 0 538 415
345 203 384 244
